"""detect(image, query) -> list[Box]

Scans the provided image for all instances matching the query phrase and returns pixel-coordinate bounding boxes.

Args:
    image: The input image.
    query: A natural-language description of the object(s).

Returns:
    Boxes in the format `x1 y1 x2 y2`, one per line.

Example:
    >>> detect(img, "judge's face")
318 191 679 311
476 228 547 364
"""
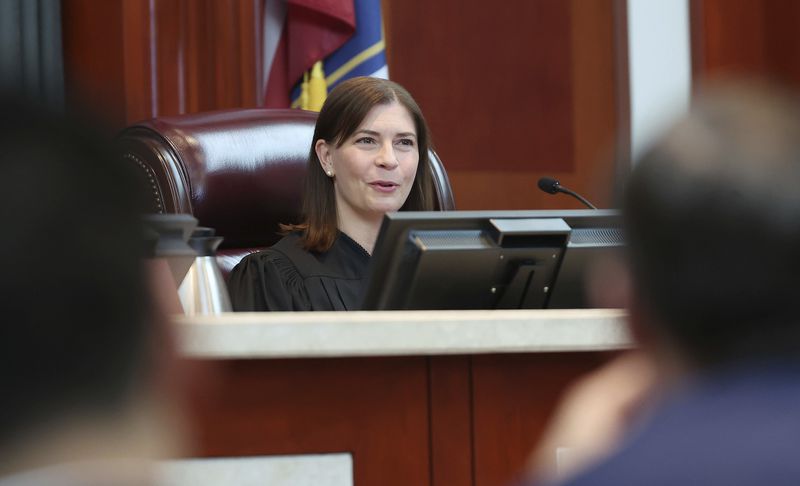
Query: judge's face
316 101 419 224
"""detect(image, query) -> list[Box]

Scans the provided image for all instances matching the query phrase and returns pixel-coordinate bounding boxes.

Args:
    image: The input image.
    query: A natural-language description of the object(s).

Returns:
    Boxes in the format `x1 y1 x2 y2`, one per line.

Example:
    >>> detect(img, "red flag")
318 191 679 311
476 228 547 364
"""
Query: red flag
265 0 356 108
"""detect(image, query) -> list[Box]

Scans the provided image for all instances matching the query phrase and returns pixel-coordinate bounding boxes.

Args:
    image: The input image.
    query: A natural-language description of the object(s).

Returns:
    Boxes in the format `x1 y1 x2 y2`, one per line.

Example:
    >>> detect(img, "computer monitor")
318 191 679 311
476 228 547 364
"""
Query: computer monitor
361 210 623 310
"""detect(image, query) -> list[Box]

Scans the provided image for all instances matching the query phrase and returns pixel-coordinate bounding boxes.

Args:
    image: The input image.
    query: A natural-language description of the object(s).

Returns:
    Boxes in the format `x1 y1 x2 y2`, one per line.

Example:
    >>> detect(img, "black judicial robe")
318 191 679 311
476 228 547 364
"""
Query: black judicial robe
228 232 370 311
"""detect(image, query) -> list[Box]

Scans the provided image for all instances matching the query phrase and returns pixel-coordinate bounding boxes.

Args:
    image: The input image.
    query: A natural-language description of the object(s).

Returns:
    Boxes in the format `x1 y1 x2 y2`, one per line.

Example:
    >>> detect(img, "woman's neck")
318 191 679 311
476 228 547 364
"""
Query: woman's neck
337 214 383 255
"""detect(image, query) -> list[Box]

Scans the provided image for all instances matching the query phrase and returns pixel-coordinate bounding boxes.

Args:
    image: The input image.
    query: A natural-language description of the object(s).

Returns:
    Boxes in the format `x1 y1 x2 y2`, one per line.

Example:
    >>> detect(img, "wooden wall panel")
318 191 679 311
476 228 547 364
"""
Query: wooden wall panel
62 0 262 130
691 0 767 77
121 0 155 124
386 0 574 173
154 0 185 116
185 357 432 486
384 0 624 210
61 0 127 127
428 356 474 486
470 352 613 486
761 2 800 87
566 0 621 209
183 353 614 486
181 352 615 486
692 0 800 89
63 0 625 209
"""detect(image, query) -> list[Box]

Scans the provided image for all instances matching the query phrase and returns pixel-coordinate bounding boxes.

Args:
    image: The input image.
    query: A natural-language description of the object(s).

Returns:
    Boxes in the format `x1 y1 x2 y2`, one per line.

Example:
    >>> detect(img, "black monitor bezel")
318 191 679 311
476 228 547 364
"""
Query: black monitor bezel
361 209 621 310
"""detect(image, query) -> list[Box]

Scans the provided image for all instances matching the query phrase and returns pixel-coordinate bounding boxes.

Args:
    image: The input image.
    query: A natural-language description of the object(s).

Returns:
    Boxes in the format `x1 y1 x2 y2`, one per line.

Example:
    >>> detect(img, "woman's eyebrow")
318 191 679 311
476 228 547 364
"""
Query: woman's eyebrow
354 129 417 138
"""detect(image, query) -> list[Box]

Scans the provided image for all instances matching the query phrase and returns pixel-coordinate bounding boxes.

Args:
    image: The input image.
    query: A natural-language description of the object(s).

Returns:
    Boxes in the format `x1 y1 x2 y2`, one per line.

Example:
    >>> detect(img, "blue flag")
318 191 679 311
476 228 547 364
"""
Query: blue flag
291 0 387 110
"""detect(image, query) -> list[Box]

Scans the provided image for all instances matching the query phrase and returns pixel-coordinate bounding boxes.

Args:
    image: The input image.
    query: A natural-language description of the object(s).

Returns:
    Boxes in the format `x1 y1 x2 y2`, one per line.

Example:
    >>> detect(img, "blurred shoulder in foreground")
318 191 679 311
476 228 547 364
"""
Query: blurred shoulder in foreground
0 95 184 484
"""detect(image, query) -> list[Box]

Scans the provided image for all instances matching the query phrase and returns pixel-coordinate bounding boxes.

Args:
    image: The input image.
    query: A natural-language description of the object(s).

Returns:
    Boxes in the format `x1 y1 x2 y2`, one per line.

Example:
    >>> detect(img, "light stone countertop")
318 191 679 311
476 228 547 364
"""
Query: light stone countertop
175 309 631 359
157 453 353 486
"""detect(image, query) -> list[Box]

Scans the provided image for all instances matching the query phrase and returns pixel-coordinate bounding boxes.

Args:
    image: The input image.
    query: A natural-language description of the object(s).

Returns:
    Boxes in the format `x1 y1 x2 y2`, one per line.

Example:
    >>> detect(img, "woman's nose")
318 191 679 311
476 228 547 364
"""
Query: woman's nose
375 141 399 169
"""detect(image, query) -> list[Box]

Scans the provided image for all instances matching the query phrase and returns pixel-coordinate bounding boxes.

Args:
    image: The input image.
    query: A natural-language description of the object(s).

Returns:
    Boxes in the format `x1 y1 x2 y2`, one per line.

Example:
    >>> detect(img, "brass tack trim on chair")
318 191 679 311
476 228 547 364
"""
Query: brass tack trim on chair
125 153 165 213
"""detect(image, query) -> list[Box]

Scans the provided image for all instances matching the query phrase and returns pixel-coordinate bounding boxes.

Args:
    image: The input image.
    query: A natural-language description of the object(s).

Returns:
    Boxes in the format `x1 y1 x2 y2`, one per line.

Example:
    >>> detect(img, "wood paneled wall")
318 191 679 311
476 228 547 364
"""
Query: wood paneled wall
386 2 576 174
61 0 627 211
62 0 262 128
691 0 800 88
385 0 627 210
185 352 614 486
61 0 800 207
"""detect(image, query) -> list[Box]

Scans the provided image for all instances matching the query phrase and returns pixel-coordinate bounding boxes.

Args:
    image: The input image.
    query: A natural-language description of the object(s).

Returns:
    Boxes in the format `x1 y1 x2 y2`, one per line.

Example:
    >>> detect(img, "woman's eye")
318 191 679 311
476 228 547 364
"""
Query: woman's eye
355 137 376 144
396 138 415 147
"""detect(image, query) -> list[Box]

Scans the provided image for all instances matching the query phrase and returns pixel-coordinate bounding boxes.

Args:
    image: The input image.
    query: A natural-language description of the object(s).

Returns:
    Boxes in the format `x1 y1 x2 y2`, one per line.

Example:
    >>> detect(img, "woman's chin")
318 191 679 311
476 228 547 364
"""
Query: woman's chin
367 199 405 216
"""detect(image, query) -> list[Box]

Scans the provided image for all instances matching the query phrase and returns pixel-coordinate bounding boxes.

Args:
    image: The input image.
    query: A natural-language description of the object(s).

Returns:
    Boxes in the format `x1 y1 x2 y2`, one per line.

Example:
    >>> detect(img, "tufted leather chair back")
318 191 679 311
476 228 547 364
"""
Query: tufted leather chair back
118 108 455 276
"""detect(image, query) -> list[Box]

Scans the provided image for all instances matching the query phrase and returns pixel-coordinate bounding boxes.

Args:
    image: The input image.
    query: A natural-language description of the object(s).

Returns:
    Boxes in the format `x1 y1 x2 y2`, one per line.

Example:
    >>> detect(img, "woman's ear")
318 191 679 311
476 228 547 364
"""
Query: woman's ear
315 139 334 176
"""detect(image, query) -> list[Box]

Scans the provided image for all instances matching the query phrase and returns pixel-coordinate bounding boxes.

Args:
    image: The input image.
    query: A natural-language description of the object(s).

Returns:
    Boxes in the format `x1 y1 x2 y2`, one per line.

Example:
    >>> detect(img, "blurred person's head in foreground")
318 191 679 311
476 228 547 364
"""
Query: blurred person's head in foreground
624 81 800 375
525 81 800 486
0 96 182 482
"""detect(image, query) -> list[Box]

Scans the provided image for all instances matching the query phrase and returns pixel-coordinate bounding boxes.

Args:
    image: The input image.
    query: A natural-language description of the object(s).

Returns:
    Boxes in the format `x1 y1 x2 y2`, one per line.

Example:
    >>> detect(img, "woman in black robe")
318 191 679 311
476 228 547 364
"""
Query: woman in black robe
228 77 435 311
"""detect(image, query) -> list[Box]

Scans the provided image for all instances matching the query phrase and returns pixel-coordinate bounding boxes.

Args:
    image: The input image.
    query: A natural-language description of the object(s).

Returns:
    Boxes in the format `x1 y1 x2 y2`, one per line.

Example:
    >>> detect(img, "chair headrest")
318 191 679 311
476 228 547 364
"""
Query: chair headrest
120 109 317 248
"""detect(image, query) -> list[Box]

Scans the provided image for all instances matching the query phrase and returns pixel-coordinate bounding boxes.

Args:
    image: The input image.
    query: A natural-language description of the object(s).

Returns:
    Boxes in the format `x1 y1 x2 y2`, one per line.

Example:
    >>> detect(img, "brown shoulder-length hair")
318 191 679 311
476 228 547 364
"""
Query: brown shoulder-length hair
283 76 435 252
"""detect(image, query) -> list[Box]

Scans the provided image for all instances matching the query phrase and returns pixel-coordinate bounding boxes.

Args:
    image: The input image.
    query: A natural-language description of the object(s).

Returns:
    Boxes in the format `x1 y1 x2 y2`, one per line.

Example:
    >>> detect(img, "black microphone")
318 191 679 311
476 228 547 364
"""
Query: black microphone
537 177 598 209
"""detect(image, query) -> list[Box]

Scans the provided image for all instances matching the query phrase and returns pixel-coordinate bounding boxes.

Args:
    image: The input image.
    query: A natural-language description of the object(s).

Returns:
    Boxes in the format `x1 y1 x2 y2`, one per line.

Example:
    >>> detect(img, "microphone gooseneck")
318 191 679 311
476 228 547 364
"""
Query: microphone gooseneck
536 176 598 210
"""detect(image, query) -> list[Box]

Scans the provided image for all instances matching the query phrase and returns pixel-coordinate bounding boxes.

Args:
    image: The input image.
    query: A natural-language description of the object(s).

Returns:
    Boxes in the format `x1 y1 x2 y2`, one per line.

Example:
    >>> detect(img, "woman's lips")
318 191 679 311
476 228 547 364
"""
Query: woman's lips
369 181 399 193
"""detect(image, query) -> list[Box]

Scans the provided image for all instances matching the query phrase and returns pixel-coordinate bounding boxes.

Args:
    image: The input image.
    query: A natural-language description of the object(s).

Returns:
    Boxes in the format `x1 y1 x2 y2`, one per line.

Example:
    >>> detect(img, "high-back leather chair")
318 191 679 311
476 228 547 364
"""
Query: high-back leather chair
118 108 455 277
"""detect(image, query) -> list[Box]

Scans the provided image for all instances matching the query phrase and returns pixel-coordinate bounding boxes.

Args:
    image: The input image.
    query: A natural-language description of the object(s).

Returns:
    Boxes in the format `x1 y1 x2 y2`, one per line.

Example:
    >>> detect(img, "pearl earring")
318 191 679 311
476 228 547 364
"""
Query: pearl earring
326 170 333 177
